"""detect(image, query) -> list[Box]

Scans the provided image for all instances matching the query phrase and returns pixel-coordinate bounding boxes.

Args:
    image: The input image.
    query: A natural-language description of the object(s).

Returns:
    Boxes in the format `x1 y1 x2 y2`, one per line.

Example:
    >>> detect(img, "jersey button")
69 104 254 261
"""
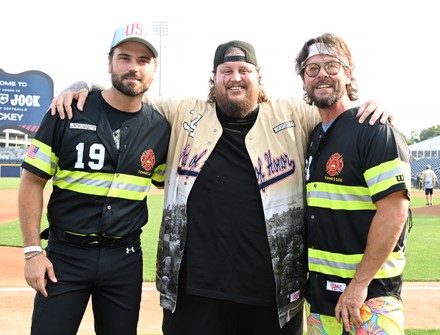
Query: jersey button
107 205 112 210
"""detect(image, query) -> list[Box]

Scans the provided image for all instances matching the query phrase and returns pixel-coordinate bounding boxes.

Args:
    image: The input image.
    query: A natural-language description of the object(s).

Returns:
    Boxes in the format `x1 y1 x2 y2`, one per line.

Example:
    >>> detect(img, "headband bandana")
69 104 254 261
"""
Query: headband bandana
301 42 349 69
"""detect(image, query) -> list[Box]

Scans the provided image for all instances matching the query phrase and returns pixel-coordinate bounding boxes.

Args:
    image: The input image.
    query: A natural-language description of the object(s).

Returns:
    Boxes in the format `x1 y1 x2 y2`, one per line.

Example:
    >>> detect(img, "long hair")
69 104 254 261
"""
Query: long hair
295 33 359 105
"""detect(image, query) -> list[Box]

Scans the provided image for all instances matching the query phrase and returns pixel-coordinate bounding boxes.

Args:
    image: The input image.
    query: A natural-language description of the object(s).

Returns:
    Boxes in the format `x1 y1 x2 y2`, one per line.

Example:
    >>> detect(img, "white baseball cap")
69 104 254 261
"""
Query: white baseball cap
110 23 158 57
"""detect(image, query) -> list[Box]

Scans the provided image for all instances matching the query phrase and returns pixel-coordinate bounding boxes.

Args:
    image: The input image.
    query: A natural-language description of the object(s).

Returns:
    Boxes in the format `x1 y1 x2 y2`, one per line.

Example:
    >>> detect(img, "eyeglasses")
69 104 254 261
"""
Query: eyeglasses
302 61 345 78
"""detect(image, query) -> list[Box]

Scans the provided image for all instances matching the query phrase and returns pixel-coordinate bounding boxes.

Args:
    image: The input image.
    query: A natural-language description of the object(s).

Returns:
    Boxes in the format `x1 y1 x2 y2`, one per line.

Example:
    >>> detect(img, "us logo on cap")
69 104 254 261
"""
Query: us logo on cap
110 23 158 57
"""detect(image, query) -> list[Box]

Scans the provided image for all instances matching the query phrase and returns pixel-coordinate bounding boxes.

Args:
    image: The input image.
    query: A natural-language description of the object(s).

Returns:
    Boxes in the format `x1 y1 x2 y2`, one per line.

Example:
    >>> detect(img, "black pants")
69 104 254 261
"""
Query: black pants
162 293 303 335
30 232 143 335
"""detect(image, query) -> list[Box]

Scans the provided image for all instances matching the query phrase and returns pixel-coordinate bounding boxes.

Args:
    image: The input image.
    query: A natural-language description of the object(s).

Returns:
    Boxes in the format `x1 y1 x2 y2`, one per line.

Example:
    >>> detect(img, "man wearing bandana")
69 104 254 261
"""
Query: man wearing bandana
296 33 411 335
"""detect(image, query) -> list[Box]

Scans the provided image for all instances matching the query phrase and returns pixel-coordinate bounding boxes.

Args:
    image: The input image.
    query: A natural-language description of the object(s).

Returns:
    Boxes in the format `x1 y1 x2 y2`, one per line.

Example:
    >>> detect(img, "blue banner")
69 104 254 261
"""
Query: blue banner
0 68 53 135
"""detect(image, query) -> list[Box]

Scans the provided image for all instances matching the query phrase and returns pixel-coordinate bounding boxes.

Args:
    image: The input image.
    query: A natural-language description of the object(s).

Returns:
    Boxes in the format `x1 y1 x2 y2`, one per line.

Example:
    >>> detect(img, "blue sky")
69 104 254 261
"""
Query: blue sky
1 0 437 137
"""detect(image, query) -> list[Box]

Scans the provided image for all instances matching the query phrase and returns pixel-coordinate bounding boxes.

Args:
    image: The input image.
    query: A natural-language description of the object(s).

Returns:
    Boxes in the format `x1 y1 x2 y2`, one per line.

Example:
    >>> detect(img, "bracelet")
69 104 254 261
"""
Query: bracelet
23 246 43 254
24 251 44 261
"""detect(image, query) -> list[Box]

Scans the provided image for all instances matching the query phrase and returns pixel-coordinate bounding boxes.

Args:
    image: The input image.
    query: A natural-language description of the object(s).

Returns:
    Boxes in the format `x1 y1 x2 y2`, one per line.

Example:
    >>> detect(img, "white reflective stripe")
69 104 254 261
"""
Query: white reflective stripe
365 166 401 188
53 175 151 192
307 190 371 202
309 250 406 278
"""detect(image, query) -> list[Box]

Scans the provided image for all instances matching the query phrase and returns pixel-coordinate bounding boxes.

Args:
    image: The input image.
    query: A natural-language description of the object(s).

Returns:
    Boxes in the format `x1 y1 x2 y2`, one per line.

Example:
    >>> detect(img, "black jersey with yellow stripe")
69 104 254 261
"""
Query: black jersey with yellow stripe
22 91 170 236
305 107 410 315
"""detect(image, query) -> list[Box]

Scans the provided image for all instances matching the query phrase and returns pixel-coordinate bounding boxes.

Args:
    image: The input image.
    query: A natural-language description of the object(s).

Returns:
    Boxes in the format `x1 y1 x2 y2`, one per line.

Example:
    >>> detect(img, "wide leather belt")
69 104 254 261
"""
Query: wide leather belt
45 226 140 247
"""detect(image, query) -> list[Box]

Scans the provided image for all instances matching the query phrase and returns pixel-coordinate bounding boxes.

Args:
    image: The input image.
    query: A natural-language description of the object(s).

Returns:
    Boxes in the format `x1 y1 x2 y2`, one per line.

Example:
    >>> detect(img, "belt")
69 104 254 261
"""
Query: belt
46 226 140 247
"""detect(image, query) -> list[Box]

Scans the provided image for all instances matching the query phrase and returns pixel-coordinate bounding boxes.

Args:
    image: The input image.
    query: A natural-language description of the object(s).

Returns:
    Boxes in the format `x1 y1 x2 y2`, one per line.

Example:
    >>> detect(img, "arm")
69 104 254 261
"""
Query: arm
49 81 157 119
18 170 57 297
335 190 409 331
49 81 102 119
303 99 390 128
431 171 438 186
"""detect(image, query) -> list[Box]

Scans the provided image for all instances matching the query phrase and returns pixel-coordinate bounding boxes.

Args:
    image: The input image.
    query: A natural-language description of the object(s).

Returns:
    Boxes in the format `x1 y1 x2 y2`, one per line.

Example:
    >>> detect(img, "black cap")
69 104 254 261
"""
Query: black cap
213 40 258 69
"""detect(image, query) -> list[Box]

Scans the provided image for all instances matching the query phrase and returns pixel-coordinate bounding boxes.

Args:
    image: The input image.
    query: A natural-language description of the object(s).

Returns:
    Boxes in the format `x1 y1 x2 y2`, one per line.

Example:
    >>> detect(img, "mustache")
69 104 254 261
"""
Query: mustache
121 72 141 81
226 82 246 89
313 79 335 88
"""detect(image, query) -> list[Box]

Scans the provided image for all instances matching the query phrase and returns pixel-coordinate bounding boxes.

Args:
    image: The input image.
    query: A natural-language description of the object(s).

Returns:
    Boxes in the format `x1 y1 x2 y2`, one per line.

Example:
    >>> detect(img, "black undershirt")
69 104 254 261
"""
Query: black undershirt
99 92 140 150
182 105 276 306
99 92 140 131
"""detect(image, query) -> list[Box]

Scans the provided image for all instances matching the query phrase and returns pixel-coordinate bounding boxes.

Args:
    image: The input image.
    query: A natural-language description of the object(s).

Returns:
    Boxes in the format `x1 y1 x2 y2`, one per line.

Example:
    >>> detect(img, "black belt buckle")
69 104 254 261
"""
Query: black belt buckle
62 233 120 247
81 235 118 247
83 236 103 246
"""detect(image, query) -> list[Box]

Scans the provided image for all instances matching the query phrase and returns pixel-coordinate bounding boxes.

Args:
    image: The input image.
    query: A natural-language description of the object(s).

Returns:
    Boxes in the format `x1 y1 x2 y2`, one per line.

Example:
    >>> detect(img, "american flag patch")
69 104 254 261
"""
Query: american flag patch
26 144 39 159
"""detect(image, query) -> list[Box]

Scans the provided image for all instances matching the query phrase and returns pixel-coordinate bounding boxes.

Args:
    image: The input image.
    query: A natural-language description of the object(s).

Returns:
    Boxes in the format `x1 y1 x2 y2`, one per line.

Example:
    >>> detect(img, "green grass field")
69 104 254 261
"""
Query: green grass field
0 178 161 281
1 178 439 334
2 178 439 282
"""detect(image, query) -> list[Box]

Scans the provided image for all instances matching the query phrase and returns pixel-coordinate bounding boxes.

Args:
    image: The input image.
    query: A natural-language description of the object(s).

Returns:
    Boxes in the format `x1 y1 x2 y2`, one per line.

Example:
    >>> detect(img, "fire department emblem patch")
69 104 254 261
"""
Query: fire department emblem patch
140 149 155 171
326 153 344 176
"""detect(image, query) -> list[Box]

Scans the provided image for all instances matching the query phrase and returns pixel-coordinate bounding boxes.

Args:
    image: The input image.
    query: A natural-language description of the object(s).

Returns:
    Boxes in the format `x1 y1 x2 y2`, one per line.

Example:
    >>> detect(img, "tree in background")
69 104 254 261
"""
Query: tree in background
406 125 440 145
419 125 440 141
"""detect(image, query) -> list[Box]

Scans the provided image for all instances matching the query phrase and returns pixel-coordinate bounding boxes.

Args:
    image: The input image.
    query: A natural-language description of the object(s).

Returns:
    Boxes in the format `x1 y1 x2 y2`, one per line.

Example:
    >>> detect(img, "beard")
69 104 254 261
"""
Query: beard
216 98 254 119
111 72 150 97
307 80 344 109
215 85 259 119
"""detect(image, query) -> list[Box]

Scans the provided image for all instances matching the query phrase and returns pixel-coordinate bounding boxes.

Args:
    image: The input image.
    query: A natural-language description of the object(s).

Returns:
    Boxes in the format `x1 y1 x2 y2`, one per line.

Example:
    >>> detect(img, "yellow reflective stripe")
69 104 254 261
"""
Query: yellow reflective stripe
24 139 58 175
53 170 152 200
308 248 405 279
152 163 166 183
306 183 375 210
364 158 411 196
107 183 150 200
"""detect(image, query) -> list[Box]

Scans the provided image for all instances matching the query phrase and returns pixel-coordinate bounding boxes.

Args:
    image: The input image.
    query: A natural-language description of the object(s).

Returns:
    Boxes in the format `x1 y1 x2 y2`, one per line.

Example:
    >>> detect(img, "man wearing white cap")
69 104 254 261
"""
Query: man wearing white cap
295 33 411 335
18 22 170 335
421 164 438 205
